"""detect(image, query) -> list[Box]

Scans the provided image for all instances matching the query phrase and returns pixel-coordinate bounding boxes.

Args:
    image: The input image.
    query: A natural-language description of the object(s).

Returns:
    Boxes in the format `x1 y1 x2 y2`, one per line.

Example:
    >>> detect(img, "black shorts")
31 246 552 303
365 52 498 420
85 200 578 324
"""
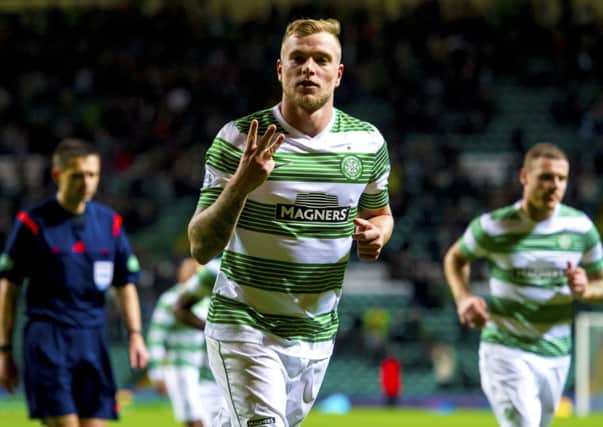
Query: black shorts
23 320 119 420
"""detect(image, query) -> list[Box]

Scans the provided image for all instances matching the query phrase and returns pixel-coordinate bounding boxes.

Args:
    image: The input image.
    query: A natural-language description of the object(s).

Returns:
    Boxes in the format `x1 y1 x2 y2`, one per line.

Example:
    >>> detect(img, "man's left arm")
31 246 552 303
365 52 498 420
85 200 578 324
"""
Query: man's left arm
354 206 394 261
114 283 149 369
173 263 216 330
173 292 206 330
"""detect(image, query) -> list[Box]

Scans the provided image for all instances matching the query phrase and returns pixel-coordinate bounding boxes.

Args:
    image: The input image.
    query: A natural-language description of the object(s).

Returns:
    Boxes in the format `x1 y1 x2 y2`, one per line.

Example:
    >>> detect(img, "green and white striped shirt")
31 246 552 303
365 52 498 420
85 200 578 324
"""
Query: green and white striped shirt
460 201 603 357
146 261 220 382
198 105 391 358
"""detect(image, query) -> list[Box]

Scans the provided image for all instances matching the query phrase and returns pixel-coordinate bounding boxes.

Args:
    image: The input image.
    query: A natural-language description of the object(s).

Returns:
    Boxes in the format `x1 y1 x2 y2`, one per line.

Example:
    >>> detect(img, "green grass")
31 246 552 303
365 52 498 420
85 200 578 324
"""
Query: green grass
2 398 603 427
304 409 603 427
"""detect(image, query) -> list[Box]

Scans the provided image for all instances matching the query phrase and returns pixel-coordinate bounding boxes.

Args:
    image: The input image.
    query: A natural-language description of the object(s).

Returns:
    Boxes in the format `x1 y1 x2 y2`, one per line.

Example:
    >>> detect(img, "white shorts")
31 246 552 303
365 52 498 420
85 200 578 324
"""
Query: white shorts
207 337 330 427
199 379 228 427
164 365 226 424
164 365 204 422
479 342 570 427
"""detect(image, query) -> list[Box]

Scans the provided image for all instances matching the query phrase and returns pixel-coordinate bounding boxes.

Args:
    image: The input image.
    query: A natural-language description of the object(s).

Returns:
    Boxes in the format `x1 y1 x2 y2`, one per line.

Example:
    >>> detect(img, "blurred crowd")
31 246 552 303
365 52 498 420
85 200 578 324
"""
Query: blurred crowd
1 0 603 322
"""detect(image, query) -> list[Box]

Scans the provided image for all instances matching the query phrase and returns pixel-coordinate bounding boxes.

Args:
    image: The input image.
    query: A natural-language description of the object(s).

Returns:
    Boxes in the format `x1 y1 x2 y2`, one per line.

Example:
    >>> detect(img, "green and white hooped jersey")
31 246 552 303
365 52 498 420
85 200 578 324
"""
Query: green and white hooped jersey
146 261 220 382
198 105 390 358
460 202 603 357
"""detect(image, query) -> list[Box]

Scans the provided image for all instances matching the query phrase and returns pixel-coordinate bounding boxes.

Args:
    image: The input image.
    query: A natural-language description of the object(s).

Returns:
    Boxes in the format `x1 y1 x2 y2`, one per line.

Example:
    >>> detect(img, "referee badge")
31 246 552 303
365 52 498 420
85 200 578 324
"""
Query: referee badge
94 260 114 290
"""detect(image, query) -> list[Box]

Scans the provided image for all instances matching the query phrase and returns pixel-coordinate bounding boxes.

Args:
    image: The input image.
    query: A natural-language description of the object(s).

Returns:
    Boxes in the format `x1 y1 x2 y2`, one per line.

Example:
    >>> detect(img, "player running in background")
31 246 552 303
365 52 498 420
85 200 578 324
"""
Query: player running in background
0 138 148 427
147 257 224 427
187 18 393 427
444 142 603 427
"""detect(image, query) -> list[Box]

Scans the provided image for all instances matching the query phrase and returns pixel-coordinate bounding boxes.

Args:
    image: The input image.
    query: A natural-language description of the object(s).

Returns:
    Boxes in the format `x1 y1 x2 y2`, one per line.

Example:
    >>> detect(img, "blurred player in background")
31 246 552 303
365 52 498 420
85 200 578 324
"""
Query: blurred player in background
187 18 393 427
172 257 225 425
0 138 148 427
444 142 603 427
147 257 224 427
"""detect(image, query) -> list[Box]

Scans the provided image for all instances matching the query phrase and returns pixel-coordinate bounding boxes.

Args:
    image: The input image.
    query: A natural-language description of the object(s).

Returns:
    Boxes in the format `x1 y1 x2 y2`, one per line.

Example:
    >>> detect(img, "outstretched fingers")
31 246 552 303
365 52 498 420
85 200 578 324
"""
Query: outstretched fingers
257 123 276 152
258 124 286 161
246 120 284 158
266 133 285 157
245 119 259 154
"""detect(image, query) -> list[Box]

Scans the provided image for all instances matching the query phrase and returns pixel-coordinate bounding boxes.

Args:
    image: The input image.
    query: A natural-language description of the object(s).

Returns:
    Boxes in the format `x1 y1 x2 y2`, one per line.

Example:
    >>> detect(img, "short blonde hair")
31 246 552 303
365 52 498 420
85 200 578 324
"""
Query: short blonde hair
280 18 342 59
523 143 568 169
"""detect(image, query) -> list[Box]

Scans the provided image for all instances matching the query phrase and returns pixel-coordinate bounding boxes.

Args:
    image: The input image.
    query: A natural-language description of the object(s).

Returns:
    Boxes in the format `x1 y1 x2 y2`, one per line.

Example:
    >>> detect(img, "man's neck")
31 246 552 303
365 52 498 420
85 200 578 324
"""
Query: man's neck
279 100 334 137
520 200 555 223
57 194 86 215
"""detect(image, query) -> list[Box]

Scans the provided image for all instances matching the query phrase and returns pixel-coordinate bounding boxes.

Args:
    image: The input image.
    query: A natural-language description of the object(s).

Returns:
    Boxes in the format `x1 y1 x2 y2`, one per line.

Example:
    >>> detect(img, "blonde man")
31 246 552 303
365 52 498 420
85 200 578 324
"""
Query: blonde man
187 18 393 427
444 143 603 427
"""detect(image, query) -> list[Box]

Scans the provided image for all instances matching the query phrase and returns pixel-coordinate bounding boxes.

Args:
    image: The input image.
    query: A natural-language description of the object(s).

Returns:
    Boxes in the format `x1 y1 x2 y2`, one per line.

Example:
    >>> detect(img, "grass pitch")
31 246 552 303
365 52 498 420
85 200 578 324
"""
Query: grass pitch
2 398 603 426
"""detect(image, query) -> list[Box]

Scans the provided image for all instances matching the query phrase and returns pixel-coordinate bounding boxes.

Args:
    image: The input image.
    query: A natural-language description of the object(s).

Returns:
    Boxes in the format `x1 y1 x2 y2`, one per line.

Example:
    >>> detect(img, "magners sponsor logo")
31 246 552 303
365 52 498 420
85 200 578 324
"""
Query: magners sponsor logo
513 268 564 280
276 192 350 223
277 205 350 222
512 259 564 281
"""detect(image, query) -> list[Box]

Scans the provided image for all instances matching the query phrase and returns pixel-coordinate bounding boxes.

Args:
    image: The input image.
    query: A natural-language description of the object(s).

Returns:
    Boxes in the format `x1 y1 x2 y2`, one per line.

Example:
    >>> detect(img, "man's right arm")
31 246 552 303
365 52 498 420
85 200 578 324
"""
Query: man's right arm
0 278 19 393
443 241 489 328
187 186 249 265
188 120 284 264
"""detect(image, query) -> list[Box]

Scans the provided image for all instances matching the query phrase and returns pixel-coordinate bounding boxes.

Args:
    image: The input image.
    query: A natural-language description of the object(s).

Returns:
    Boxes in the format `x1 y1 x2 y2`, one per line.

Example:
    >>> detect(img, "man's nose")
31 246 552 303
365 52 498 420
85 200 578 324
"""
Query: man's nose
302 59 315 75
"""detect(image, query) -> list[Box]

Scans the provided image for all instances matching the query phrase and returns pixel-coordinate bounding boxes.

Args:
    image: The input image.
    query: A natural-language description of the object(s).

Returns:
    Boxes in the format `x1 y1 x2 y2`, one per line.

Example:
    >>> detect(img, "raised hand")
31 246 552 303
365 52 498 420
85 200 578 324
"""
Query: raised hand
566 261 588 298
232 119 285 195
352 217 384 261
457 295 489 328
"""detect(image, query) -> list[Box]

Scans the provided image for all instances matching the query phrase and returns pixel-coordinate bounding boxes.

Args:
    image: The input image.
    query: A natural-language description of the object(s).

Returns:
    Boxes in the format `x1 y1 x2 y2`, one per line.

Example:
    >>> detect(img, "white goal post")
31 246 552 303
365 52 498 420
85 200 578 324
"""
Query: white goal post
575 311 603 416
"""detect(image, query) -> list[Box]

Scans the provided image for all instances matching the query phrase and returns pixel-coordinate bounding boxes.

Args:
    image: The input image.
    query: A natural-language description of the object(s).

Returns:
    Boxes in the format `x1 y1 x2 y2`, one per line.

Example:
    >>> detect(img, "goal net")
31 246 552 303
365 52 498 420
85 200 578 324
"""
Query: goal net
575 311 603 416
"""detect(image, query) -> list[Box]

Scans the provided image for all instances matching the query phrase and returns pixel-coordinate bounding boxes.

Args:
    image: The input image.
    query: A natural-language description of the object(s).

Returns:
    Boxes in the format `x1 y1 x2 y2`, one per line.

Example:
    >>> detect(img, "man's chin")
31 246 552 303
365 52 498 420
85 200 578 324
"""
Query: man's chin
295 94 328 112
544 199 560 210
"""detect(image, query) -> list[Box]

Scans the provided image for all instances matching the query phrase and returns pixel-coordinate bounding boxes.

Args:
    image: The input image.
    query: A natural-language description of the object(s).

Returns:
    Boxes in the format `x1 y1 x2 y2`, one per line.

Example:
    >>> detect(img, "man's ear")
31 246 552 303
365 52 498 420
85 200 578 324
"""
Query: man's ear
519 167 527 185
51 169 60 183
334 63 344 88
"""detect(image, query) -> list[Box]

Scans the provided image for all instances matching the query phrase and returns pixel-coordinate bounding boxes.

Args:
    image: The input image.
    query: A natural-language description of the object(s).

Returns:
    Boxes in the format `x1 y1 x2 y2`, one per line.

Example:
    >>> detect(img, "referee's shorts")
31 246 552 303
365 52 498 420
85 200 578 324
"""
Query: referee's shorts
24 320 118 420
